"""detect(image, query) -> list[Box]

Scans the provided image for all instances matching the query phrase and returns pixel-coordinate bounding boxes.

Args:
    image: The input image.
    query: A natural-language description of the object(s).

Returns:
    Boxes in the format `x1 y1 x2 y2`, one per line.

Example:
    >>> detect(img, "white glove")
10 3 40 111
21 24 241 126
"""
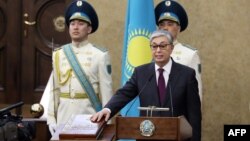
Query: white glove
49 124 57 136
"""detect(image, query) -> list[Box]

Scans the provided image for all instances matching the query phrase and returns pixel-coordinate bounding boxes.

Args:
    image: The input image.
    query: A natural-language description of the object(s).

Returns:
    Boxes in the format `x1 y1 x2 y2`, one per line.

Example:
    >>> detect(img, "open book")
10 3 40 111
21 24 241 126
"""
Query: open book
59 114 106 140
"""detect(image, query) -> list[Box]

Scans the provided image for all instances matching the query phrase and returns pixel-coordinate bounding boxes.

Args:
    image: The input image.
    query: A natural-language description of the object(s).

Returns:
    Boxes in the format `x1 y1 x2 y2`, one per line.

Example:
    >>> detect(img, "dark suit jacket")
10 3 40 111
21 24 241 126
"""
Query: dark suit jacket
105 59 201 141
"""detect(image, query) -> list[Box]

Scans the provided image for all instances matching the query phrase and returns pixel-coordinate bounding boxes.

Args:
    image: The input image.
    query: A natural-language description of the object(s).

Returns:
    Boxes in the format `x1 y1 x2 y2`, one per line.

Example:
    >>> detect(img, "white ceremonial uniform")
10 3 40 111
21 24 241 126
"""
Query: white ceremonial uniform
171 40 202 101
39 73 53 119
47 40 113 126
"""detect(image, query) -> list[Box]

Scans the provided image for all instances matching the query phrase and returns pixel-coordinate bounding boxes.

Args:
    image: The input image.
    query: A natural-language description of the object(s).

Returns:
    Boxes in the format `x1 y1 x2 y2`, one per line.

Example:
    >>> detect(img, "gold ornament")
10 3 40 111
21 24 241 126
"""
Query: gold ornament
30 103 44 118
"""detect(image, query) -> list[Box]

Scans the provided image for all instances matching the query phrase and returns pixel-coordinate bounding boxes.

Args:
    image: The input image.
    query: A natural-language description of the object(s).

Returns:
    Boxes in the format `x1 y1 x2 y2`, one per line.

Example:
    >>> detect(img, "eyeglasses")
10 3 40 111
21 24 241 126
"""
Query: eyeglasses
150 43 172 50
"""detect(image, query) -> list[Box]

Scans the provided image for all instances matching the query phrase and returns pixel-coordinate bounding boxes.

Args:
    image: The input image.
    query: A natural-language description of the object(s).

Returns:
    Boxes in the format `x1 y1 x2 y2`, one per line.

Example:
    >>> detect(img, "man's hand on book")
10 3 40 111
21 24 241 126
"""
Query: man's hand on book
90 108 111 123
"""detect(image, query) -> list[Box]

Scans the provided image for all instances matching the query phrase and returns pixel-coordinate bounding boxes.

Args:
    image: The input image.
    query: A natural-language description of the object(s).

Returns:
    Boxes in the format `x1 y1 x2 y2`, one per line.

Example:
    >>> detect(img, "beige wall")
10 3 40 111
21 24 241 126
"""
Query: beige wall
88 0 250 141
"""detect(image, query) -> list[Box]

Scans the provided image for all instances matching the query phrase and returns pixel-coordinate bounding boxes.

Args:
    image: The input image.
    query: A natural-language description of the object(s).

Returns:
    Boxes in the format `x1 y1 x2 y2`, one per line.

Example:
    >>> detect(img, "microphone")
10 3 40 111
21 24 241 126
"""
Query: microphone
168 79 174 117
0 101 24 117
124 73 154 116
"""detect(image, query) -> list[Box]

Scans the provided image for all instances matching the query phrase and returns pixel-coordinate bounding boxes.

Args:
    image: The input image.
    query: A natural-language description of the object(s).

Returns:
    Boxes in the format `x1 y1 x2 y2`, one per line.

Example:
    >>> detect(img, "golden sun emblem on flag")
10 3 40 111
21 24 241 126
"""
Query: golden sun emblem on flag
125 29 152 77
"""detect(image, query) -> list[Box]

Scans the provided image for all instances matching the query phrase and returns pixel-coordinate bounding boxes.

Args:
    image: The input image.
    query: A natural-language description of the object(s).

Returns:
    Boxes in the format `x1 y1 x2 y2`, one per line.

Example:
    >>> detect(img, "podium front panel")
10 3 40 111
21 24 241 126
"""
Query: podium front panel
116 117 179 140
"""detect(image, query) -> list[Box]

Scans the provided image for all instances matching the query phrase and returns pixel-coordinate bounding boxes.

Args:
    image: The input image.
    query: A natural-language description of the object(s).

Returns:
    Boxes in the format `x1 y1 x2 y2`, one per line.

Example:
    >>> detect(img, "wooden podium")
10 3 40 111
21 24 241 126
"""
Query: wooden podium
115 115 192 141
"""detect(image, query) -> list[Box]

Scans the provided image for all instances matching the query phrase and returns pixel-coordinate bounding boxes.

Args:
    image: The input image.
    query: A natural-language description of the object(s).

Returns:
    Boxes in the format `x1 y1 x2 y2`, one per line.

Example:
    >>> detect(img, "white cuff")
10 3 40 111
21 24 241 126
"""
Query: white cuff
103 108 111 114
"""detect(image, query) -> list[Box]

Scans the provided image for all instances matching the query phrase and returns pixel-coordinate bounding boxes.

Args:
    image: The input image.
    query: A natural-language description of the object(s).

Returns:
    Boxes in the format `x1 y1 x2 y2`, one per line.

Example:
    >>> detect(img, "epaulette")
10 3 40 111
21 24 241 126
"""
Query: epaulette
182 44 197 51
93 44 108 52
53 46 62 52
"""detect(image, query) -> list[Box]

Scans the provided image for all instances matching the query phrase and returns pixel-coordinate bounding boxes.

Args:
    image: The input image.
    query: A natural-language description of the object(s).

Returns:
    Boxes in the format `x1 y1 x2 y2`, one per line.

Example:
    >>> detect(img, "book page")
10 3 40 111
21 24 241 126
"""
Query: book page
61 114 101 135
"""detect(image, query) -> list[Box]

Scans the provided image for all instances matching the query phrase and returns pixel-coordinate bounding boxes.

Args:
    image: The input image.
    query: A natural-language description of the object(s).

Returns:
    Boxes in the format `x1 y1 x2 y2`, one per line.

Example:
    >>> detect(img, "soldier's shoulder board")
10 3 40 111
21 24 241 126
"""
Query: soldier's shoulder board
182 44 197 51
54 43 71 52
53 46 63 52
93 44 108 52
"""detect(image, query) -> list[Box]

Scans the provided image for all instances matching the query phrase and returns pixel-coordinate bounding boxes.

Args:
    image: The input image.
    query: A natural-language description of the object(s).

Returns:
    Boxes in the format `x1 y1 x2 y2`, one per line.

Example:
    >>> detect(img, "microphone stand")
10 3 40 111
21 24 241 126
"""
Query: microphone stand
138 106 169 117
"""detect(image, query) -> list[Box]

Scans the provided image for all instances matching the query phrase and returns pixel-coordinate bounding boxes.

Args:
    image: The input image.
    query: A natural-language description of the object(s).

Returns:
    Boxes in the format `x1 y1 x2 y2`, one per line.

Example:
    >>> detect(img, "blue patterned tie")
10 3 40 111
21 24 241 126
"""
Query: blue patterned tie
158 68 165 105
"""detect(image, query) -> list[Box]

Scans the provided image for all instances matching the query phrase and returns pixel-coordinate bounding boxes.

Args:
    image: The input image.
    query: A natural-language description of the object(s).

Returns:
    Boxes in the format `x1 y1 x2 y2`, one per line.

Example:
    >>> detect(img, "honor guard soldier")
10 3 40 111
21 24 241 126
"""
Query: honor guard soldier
47 0 113 135
155 0 203 101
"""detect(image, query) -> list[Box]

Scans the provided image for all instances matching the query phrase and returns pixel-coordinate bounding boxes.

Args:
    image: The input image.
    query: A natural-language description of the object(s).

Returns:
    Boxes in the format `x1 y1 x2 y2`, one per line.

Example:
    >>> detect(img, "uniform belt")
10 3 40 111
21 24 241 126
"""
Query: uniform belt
60 93 99 99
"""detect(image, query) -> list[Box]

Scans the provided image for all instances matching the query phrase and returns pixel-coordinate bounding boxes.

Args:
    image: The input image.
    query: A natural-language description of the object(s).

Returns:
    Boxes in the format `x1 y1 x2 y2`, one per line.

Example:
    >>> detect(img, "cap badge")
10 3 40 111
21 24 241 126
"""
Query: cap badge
76 1 83 7
164 12 171 17
165 1 171 6
74 12 81 17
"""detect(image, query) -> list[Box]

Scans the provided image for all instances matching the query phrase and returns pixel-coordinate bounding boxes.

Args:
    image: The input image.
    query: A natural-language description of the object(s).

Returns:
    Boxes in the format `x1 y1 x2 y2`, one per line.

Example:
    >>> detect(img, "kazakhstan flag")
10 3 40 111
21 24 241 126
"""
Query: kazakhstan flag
120 0 156 117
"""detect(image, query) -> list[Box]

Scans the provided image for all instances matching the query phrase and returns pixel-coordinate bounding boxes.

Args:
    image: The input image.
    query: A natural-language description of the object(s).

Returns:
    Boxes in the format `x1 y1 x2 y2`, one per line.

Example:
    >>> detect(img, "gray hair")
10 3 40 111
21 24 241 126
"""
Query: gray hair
149 30 174 44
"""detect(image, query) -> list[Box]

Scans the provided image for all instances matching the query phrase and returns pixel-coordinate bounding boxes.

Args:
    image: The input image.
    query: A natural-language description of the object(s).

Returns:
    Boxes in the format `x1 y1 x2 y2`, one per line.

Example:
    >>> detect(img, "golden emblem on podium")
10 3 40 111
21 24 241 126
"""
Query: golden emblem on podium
140 120 155 137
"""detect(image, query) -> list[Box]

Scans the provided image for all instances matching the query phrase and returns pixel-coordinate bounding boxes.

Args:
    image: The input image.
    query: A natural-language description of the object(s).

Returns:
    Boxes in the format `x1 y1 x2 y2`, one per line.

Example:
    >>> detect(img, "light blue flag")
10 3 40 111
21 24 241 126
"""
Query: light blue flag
120 0 156 118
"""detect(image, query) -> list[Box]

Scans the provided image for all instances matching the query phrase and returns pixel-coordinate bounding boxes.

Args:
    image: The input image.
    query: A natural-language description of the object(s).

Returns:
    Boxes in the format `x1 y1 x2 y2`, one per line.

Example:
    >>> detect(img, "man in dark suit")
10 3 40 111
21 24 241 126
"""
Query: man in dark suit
91 30 201 141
